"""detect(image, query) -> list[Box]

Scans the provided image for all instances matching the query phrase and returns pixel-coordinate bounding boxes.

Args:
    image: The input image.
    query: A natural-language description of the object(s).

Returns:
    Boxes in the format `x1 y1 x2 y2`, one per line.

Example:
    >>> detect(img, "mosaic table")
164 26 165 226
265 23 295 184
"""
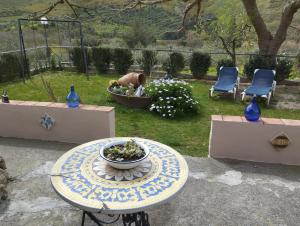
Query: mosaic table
51 137 189 226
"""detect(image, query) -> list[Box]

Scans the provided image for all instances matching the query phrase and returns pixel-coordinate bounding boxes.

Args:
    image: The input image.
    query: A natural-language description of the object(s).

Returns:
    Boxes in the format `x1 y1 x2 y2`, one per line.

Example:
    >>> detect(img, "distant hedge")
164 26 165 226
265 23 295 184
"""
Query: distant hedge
112 49 133 75
244 55 293 82
0 53 22 83
190 52 211 78
92 47 111 73
69 47 91 73
162 52 185 75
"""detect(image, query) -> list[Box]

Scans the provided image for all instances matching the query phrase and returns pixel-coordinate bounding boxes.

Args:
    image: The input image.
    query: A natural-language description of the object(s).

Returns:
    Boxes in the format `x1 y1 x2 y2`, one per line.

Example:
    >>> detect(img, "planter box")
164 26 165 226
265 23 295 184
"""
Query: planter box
0 101 115 144
209 115 300 165
108 89 152 109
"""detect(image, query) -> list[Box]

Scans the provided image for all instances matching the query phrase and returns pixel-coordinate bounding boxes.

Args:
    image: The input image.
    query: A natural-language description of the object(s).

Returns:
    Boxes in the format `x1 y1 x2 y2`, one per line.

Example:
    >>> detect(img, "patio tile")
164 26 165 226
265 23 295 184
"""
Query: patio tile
8 100 25 105
95 106 115 112
80 105 98 110
281 119 300 126
241 117 264 124
222 115 243 122
47 103 68 108
19 101 39 106
211 115 223 121
35 102 53 107
262 117 284 125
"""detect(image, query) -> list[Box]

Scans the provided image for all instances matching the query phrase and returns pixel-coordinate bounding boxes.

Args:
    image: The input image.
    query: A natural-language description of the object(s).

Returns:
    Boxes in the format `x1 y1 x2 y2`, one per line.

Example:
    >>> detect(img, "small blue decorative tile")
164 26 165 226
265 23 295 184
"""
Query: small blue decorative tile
40 113 55 130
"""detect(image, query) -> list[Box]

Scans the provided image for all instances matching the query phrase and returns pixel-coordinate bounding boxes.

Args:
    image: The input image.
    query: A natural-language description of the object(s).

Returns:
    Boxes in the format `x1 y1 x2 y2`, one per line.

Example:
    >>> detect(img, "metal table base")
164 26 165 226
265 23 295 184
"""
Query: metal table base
81 211 150 226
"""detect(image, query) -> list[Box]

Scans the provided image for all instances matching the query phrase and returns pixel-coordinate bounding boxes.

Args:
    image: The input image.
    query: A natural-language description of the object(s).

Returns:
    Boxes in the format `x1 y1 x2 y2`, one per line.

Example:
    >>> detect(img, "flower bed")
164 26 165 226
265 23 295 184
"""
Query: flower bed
145 79 198 118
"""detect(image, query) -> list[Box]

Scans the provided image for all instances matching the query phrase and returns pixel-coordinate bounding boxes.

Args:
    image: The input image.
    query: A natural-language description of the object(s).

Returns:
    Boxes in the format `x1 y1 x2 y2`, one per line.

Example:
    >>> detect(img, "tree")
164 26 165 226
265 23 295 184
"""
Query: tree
197 2 251 65
128 0 300 58
31 0 300 58
124 0 203 30
241 0 300 57
122 20 156 48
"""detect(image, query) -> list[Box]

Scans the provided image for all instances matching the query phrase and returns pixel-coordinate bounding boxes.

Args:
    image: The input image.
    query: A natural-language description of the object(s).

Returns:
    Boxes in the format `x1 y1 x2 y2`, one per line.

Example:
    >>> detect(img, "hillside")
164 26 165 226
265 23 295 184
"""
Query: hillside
0 0 299 53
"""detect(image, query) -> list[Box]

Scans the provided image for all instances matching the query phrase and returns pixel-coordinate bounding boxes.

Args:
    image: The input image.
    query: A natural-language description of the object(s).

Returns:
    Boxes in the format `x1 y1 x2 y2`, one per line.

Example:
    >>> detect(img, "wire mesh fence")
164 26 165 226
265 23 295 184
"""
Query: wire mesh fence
0 45 299 81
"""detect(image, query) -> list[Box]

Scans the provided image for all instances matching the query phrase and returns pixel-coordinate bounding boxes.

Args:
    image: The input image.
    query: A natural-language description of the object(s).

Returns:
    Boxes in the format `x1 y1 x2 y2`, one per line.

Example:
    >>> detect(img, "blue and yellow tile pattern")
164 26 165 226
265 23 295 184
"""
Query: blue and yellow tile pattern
51 138 189 214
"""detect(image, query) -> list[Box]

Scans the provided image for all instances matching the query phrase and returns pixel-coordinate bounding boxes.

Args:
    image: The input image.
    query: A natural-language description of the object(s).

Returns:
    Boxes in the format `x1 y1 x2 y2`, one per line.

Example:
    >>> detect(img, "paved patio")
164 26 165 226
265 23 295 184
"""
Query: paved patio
0 137 300 226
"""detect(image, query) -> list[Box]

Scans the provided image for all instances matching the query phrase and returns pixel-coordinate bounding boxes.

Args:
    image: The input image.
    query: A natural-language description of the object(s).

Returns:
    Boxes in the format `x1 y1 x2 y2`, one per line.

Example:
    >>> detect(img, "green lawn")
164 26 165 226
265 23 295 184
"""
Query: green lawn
1 71 299 157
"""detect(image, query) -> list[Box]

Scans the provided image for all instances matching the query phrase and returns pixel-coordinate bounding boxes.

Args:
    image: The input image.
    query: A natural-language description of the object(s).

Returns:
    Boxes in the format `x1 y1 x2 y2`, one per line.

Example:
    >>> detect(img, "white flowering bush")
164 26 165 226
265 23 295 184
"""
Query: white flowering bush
145 79 198 118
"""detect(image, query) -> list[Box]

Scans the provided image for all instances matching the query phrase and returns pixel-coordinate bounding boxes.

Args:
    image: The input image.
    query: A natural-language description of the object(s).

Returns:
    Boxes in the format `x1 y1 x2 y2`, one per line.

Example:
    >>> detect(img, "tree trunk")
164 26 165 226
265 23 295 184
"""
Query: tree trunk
232 39 237 66
218 36 236 65
242 0 300 57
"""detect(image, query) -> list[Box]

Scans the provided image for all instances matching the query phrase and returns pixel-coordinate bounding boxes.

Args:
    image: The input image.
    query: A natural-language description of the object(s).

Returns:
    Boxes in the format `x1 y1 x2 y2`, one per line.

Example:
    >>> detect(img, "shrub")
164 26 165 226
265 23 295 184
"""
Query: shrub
69 47 90 73
0 53 22 82
112 49 134 75
50 55 57 71
244 55 272 80
145 79 198 119
296 53 300 70
92 47 111 73
138 50 157 76
216 59 235 73
244 55 293 82
162 52 185 76
190 52 211 78
122 20 156 48
275 58 293 82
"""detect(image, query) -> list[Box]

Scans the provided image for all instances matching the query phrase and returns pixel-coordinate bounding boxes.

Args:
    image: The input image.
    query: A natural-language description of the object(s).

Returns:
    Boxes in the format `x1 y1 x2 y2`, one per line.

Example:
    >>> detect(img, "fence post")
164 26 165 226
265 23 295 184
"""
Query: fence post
17 19 28 82
79 22 88 79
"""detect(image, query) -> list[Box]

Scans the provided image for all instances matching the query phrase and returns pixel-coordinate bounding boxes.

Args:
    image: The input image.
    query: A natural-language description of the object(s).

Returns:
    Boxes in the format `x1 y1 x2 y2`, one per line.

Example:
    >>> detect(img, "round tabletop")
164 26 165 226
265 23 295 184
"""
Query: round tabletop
51 137 189 214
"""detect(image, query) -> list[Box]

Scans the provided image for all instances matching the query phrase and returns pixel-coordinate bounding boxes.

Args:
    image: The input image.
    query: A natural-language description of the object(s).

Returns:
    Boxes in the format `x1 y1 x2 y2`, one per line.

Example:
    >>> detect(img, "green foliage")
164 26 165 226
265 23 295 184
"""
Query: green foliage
138 50 157 76
162 52 185 75
85 35 101 47
197 1 252 61
92 47 111 73
244 55 271 80
244 55 293 82
276 58 293 82
109 85 128 95
145 79 198 118
69 47 91 73
216 59 235 73
296 53 300 70
104 140 145 161
0 53 22 82
122 20 156 48
112 48 134 75
190 52 211 78
50 55 57 71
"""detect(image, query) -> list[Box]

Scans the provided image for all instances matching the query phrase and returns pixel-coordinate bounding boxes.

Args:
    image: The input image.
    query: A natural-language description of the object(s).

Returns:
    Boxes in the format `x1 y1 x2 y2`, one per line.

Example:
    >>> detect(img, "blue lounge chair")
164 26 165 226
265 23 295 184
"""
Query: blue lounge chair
241 69 276 105
210 67 239 100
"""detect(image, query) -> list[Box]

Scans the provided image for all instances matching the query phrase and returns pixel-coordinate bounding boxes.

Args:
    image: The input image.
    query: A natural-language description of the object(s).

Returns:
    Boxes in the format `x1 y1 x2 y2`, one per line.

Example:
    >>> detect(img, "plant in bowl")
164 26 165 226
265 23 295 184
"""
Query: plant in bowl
100 139 150 169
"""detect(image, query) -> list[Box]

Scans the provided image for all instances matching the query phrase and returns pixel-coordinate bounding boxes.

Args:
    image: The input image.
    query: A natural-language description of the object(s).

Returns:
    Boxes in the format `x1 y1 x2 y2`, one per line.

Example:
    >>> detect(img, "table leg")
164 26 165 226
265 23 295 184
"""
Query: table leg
122 212 150 226
81 211 86 226
81 211 120 226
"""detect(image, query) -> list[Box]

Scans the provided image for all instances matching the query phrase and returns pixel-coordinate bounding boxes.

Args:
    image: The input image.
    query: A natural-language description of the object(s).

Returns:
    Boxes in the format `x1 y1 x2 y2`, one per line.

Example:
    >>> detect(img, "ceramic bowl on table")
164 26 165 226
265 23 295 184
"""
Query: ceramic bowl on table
99 139 150 170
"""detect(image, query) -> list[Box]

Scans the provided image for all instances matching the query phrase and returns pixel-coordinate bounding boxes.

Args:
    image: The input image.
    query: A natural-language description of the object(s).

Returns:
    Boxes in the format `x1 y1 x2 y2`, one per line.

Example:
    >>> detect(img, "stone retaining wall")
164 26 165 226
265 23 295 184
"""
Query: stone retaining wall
0 156 8 200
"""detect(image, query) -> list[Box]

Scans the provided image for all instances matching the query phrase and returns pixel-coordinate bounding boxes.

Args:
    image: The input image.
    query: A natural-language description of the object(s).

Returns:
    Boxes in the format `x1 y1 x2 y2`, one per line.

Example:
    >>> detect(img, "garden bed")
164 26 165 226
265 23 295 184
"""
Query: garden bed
0 72 299 157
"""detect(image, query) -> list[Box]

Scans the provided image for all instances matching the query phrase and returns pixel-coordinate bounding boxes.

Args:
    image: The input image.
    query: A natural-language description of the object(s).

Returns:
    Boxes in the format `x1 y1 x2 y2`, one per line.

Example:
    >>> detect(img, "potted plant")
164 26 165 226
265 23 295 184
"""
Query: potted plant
107 77 152 109
100 139 150 169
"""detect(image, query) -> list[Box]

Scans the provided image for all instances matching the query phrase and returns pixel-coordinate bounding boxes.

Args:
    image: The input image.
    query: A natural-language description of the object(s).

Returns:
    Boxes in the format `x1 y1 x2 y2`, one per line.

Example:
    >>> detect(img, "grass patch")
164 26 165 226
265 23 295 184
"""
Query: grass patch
1 71 299 157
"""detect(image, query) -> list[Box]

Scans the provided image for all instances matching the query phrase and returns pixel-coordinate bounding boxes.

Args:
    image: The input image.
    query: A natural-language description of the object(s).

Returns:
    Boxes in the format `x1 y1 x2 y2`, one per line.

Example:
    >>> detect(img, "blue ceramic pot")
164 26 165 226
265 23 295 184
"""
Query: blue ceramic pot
67 85 80 108
244 97 261 122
